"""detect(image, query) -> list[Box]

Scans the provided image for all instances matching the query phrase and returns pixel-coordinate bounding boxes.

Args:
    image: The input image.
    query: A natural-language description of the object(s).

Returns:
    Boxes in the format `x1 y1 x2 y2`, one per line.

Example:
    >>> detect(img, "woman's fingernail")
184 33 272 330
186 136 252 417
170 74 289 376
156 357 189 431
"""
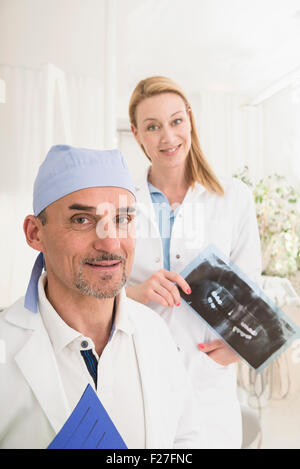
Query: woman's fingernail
198 344 205 350
186 288 191 294
176 302 180 306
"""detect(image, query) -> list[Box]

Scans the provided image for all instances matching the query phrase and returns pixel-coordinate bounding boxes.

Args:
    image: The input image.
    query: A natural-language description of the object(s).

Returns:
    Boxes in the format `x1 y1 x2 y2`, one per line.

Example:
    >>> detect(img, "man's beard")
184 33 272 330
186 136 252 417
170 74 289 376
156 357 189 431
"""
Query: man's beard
73 252 127 299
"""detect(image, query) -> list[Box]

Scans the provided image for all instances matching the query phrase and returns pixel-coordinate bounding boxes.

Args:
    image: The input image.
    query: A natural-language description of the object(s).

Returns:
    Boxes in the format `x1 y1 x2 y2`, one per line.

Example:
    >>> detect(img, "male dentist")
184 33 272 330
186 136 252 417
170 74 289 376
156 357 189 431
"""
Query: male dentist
0 145 203 449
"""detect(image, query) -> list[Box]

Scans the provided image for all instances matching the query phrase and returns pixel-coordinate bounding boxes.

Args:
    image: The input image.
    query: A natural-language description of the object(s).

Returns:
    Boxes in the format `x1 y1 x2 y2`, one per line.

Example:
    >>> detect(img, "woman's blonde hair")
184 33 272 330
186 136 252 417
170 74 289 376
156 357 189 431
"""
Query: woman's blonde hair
129 76 224 196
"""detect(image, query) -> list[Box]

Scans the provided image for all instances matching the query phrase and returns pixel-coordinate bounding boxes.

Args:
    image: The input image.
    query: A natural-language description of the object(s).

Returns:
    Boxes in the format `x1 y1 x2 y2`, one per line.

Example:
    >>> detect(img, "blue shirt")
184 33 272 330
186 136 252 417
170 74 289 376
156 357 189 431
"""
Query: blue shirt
148 182 180 271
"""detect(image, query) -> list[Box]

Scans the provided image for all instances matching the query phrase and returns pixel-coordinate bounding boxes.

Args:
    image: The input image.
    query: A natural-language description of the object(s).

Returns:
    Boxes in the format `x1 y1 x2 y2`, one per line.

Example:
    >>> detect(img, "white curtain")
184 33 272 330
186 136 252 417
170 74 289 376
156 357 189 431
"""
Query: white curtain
0 64 104 307
194 92 263 182
260 86 300 188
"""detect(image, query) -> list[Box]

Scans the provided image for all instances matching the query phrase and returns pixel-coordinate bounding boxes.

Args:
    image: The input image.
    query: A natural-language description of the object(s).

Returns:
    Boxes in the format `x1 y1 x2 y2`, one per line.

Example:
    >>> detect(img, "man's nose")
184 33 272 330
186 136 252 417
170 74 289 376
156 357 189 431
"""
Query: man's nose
93 220 121 251
92 233 121 251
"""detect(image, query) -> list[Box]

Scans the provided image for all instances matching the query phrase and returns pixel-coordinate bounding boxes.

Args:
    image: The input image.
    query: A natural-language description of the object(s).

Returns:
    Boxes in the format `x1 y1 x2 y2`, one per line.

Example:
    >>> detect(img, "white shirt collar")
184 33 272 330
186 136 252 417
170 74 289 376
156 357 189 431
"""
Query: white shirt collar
135 165 207 198
37 273 134 353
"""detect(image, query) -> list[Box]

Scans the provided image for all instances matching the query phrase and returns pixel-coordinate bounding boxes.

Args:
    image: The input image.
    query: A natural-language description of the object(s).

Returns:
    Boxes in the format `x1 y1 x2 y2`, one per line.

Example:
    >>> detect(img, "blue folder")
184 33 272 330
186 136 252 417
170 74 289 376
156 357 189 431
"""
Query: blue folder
48 384 128 449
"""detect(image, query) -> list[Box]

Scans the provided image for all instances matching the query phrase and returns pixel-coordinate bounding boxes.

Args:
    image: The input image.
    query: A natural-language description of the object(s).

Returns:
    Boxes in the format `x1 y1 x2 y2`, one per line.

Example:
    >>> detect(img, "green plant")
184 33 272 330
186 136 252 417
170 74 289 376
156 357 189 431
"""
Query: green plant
233 167 300 277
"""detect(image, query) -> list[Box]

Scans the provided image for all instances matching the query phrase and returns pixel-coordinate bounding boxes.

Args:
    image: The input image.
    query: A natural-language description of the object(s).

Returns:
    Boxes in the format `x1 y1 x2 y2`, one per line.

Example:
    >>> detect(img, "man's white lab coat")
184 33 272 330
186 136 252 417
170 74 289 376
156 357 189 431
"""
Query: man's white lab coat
128 171 262 449
0 290 204 449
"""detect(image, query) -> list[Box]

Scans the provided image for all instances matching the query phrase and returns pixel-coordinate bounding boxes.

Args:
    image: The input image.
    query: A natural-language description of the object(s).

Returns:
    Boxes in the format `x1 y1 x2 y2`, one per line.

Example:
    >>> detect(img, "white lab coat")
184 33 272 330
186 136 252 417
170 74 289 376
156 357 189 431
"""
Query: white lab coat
0 290 204 449
128 169 262 449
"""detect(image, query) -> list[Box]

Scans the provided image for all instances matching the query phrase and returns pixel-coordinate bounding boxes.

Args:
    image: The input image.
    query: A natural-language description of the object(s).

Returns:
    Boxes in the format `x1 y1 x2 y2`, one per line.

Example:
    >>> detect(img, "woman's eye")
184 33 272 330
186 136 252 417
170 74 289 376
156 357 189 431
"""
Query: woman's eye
147 124 159 131
172 118 182 126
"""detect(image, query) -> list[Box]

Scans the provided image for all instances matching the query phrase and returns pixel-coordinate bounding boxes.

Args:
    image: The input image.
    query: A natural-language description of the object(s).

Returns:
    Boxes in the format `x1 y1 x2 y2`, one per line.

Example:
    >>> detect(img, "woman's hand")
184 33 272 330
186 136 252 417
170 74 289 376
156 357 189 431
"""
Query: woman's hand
126 269 191 307
198 339 240 366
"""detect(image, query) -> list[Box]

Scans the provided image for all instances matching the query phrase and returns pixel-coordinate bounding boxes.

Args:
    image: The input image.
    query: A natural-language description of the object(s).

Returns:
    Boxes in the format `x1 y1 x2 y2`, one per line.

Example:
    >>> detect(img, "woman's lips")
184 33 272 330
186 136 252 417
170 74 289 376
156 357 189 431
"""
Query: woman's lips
160 144 181 156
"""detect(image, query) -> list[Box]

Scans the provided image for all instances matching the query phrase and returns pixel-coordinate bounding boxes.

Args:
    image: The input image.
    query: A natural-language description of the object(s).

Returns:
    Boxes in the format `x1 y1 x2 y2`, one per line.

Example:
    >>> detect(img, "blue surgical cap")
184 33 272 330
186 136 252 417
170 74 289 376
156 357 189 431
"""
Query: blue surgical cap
25 144 136 313
33 145 136 215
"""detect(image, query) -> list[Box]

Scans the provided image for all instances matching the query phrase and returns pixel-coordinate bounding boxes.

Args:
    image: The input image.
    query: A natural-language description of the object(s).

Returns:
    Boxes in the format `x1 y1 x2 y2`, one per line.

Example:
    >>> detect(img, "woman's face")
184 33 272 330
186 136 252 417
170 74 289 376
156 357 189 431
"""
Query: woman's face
132 92 192 172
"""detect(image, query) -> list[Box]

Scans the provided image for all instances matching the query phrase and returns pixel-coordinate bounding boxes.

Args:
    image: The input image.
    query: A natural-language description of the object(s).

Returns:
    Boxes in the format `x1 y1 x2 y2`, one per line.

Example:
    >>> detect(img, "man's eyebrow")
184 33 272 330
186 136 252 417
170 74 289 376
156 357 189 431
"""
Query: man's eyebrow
143 110 185 123
68 204 95 211
118 206 136 213
68 204 136 213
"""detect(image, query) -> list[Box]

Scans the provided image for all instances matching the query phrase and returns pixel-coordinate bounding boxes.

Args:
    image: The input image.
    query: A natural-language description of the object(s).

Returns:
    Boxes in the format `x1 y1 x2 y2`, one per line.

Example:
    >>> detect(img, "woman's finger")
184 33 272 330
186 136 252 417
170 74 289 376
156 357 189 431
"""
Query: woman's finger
148 290 170 307
207 348 240 366
152 283 177 307
197 339 224 352
198 339 240 366
161 270 191 295
157 276 182 306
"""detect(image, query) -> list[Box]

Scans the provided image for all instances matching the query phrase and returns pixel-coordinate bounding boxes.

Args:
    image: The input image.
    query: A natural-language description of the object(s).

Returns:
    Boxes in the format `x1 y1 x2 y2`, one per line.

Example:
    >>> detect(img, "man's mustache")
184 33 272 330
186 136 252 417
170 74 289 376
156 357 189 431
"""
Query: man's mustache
82 252 126 264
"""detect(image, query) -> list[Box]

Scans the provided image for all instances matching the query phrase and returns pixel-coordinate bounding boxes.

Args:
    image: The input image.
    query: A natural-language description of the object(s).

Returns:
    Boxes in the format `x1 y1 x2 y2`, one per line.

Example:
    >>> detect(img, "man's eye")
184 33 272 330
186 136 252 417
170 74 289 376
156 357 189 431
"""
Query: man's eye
74 216 89 224
116 215 132 226
71 215 95 230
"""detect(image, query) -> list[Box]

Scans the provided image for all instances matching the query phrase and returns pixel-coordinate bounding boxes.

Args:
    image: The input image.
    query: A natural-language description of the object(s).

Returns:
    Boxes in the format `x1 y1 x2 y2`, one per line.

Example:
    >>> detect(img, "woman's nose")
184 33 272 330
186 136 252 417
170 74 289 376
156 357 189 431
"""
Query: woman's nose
160 125 175 144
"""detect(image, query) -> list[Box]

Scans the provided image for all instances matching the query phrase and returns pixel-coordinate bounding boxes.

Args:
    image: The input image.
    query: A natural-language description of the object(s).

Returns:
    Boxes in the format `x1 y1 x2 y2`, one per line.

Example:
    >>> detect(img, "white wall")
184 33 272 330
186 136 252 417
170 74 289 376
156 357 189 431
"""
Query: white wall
0 0 105 77
261 86 300 187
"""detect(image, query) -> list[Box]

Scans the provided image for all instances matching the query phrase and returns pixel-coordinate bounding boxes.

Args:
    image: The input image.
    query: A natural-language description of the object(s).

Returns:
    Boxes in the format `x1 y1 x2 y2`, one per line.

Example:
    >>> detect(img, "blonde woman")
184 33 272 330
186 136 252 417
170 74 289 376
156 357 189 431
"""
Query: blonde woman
126 76 262 448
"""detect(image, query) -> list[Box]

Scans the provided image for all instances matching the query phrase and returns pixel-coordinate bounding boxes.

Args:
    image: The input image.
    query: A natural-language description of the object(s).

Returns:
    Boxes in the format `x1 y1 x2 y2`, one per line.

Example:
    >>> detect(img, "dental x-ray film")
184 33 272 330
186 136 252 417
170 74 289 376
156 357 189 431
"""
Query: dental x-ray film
180 245 300 372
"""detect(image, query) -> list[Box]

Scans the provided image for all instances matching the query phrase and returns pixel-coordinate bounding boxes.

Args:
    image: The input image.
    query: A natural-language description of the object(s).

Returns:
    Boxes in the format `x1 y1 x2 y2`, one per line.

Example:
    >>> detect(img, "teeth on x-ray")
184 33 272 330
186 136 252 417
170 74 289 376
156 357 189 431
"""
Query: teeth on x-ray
180 246 299 371
232 326 253 340
241 321 257 337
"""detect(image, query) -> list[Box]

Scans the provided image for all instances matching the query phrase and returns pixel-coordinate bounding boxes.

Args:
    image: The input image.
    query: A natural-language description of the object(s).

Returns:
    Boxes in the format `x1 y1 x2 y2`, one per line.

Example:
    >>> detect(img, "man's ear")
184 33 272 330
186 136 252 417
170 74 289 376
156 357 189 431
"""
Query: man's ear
23 215 45 252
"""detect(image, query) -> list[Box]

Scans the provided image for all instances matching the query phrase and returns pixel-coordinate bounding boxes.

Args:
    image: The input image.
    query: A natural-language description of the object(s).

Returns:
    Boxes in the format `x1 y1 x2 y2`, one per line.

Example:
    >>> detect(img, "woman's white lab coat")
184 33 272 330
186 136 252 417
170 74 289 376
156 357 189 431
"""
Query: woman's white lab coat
128 169 262 449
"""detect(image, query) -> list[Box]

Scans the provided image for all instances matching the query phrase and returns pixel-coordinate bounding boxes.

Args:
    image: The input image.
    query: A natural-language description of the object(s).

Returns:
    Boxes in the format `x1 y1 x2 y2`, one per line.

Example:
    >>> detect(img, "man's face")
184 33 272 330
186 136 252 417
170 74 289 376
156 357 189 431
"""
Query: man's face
38 187 136 300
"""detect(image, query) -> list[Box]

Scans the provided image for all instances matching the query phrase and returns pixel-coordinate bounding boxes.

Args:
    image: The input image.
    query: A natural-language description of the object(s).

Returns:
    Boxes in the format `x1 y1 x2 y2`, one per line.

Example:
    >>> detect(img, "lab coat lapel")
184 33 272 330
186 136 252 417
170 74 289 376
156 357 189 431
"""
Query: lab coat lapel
135 169 161 238
132 332 164 449
134 170 164 275
8 302 70 434
134 168 152 208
